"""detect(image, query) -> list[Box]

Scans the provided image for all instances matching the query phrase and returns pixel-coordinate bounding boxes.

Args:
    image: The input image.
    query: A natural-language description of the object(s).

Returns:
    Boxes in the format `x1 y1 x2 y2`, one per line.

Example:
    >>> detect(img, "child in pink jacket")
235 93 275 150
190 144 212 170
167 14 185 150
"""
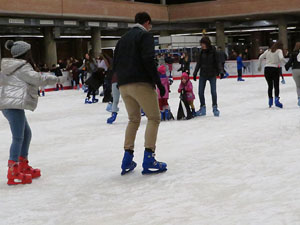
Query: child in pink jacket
178 72 196 116
157 65 170 120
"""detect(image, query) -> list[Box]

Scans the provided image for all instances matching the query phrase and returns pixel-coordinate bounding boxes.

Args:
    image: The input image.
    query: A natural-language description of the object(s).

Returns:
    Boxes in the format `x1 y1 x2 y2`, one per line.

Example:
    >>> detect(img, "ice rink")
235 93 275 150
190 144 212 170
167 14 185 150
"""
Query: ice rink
1 77 300 225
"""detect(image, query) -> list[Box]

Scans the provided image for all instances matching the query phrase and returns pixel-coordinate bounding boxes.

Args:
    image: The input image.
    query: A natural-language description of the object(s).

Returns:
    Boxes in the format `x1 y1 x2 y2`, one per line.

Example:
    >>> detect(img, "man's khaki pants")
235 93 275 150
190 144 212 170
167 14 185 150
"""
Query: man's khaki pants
119 82 161 151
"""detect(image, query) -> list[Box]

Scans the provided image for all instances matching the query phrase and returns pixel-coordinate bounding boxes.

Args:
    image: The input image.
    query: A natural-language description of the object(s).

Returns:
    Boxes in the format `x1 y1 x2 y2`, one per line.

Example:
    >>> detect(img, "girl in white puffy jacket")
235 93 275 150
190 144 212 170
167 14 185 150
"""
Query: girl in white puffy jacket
0 40 59 185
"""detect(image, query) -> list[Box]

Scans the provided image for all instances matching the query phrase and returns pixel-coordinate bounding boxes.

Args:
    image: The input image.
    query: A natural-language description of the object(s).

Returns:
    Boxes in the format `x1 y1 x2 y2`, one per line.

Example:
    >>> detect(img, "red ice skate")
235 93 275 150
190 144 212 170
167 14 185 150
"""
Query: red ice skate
7 160 32 185
19 157 41 179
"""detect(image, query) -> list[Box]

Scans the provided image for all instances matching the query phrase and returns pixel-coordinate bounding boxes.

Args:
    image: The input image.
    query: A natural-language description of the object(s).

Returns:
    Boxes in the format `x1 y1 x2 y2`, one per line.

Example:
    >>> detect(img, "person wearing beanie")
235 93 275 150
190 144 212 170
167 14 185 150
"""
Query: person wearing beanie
157 65 170 120
0 40 60 185
113 12 167 175
193 36 224 117
178 72 196 117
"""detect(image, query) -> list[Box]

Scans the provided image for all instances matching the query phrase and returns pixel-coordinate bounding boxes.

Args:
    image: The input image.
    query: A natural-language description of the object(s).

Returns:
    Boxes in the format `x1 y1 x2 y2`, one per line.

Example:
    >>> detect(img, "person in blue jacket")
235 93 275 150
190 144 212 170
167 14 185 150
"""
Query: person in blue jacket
237 53 246 81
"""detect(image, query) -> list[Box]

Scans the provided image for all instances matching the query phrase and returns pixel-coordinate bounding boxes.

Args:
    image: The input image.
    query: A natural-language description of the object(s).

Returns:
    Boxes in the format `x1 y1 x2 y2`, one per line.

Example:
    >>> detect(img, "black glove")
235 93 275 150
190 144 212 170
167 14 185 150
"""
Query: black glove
157 84 166 97
220 73 224 79
193 74 197 81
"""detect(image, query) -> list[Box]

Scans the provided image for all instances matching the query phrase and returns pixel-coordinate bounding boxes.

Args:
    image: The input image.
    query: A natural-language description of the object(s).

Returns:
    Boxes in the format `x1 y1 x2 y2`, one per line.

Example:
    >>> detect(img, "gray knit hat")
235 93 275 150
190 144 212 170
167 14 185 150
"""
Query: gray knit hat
5 40 31 58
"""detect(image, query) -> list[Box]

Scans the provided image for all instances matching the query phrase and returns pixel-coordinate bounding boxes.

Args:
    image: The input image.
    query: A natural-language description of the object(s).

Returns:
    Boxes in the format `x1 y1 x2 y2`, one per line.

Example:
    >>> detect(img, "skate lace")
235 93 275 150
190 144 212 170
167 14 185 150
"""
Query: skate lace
151 153 158 166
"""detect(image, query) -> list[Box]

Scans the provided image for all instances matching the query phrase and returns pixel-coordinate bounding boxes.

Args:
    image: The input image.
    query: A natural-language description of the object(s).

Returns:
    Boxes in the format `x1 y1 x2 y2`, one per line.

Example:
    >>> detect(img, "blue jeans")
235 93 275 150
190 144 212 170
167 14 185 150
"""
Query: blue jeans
2 109 32 162
198 76 217 107
112 83 120 113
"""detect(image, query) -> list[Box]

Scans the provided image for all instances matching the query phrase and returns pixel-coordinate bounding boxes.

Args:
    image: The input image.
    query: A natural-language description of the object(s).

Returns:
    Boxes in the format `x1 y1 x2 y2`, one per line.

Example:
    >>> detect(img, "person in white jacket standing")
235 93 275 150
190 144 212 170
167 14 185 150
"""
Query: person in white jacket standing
0 40 60 185
258 41 286 108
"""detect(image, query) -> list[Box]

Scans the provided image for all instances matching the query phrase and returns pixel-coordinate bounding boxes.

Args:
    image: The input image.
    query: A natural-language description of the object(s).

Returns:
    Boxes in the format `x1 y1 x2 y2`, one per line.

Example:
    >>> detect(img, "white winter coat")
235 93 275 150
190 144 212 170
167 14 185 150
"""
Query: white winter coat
0 58 59 111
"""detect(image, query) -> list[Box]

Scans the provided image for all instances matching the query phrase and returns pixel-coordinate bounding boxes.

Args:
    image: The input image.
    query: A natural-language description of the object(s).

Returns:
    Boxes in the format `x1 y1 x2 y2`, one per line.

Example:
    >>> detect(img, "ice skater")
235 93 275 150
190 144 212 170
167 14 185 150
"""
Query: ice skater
51 64 64 91
157 65 171 121
236 53 246 81
0 40 60 185
193 37 224 117
113 12 167 175
107 73 120 124
258 41 286 108
178 72 196 118
285 42 300 106
84 67 105 104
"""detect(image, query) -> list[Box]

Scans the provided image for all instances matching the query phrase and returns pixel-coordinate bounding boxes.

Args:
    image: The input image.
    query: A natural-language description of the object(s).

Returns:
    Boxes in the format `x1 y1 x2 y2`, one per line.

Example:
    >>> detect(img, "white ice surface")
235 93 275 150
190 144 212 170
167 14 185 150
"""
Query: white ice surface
1 77 300 225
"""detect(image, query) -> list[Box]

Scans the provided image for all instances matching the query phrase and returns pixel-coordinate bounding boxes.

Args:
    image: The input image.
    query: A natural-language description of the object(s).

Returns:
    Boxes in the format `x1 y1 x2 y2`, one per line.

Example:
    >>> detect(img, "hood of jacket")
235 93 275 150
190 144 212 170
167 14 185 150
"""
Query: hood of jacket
1 58 27 76
132 23 147 32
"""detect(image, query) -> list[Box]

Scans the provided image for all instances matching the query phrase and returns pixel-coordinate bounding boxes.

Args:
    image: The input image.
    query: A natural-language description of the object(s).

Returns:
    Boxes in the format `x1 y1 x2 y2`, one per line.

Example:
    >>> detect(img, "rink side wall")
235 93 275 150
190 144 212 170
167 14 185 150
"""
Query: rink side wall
42 59 292 91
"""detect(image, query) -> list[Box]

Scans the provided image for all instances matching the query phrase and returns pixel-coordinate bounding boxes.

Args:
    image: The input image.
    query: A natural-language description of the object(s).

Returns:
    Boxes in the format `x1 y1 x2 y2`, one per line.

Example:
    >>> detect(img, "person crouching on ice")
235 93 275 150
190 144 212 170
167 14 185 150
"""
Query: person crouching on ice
157 65 170 120
84 68 105 104
178 72 196 117
0 40 61 185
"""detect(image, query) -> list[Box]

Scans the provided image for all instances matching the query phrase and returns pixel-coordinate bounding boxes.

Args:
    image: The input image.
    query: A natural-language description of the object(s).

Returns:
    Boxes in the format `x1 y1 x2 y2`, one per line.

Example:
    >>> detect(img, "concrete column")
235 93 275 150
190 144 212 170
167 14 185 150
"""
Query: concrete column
43 27 57 67
216 21 225 51
250 32 263 59
91 27 101 58
160 0 166 5
160 30 169 49
278 17 288 49
74 39 83 60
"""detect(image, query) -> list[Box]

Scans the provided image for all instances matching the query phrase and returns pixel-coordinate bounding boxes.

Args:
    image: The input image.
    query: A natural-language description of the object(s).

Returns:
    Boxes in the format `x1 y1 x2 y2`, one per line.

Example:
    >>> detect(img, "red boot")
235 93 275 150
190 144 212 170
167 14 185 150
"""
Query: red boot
7 160 32 185
19 157 41 179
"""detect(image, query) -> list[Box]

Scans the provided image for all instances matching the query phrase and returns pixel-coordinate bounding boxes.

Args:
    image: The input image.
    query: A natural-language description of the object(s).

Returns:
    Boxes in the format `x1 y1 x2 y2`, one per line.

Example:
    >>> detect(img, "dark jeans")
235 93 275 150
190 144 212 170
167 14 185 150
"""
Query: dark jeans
264 67 280 98
2 109 32 162
237 69 242 78
198 76 217 107
87 87 96 99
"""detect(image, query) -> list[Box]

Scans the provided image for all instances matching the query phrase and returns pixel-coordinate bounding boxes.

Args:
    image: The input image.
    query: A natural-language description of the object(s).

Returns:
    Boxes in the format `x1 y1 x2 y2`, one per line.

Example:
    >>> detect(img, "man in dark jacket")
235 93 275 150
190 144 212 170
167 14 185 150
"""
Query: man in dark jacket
193 37 224 117
113 12 167 175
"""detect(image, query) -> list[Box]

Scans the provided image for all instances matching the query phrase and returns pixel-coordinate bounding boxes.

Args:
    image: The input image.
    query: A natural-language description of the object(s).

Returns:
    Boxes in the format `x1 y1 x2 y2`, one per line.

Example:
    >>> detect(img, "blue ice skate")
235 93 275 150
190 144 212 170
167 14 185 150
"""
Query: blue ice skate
192 108 197 117
92 96 99 103
269 98 273 108
196 105 206 116
121 151 137 175
213 105 220 117
237 77 245 81
142 150 167 175
160 111 165 121
223 72 229 79
275 97 283 108
281 79 286 84
107 112 118 124
164 109 170 120
141 109 145 116
85 98 92 104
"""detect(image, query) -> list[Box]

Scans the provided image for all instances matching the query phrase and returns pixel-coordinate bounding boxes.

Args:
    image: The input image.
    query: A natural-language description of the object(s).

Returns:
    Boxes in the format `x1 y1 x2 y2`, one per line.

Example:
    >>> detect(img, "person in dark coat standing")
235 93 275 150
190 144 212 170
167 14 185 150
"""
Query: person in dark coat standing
113 12 167 175
193 37 224 117
178 52 190 75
